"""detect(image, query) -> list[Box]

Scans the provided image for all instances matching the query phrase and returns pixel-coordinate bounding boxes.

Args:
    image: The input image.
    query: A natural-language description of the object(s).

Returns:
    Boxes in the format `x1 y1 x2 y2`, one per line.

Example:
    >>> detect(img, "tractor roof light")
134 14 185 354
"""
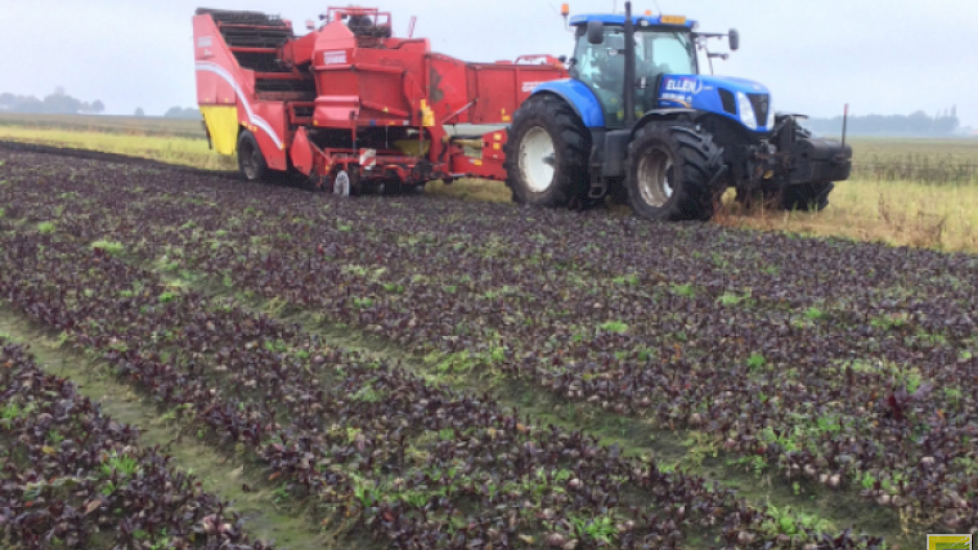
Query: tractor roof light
561 3 570 16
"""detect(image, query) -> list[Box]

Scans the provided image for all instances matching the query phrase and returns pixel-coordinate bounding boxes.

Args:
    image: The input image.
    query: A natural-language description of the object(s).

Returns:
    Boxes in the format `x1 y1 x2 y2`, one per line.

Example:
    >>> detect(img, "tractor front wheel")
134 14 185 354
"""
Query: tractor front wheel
237 130 268 182
504 95 590 207
779 181 834 212
625 121 725 221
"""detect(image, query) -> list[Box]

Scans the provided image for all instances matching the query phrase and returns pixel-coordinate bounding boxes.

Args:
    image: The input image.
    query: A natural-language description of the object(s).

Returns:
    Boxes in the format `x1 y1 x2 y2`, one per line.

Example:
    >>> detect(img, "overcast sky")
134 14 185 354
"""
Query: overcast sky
2 0 977 127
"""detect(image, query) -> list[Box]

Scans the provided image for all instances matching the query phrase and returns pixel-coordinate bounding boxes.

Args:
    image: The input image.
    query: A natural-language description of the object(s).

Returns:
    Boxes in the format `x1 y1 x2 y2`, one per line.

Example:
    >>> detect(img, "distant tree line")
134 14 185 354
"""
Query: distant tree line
163 106 201 119
131 106 200 118
803 107 961 137
0 87 104 115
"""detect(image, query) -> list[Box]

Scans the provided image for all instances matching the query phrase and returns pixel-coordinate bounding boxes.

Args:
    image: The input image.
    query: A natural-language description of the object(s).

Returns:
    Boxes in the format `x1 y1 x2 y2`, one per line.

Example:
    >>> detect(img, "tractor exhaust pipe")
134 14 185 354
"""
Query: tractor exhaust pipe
623 1 637 127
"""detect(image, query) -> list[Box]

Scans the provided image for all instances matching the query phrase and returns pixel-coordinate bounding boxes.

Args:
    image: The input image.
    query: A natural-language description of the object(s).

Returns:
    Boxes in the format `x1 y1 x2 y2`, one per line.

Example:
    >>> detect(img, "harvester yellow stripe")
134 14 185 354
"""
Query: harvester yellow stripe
200 106 239 156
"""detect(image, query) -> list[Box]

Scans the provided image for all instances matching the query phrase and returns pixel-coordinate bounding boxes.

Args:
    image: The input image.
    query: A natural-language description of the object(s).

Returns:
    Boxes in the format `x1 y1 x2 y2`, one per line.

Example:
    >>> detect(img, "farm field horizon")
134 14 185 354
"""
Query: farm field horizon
2 114 978 253
2 137 977 548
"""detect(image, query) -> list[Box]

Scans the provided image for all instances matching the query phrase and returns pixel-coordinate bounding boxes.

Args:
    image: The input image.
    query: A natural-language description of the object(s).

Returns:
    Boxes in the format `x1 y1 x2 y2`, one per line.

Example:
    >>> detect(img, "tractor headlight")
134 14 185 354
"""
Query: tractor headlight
737 92 757 130
766 98 775 129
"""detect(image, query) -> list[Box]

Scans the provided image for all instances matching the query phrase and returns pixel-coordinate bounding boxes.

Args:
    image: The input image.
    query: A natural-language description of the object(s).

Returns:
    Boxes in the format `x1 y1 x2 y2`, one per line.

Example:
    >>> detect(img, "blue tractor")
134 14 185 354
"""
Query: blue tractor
503 2 852 221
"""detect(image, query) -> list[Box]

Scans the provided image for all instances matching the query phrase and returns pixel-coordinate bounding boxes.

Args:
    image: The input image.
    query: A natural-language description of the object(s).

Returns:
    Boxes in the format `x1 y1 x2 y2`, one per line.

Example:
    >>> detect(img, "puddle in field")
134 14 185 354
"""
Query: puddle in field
0 310 380 550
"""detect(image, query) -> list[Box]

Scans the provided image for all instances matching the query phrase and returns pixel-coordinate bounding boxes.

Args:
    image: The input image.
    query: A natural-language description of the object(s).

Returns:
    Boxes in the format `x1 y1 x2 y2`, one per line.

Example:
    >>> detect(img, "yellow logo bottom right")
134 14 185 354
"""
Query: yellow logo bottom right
928 534 974 550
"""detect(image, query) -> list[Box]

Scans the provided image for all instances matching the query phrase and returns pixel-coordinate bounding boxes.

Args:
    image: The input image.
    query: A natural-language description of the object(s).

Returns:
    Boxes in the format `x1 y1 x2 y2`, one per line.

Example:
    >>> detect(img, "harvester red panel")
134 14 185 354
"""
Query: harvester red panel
193 6 568 189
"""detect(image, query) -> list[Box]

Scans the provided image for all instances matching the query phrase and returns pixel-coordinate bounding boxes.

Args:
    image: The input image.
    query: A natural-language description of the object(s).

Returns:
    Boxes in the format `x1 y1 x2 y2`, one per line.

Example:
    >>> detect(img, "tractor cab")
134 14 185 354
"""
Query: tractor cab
569 14 699 127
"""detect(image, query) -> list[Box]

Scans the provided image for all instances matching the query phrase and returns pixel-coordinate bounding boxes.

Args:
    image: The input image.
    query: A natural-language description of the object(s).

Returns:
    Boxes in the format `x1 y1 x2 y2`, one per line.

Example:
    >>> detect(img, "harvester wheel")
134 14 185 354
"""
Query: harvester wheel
237 130 268 182
624 121 725 221
504 95 590 207
333 170 351 197
778 181 834 212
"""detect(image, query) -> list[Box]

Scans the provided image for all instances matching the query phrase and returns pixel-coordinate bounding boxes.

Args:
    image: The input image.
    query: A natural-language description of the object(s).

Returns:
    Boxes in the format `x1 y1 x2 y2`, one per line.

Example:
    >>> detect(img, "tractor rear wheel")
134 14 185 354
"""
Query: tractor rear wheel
504 95 590 207
624 121 725 221
778 181 834 212
237 130 268 182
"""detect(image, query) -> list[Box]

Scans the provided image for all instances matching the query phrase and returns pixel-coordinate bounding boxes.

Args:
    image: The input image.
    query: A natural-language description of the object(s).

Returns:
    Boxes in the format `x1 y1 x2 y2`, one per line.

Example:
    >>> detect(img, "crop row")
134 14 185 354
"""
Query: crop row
0 219 885 545
0 338 274 550
1 150 973 535
3 152 978 337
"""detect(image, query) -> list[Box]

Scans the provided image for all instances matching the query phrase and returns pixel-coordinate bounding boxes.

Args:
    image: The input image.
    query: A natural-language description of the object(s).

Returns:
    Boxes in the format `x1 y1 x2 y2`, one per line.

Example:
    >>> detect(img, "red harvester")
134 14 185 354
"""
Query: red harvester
193 6 568 194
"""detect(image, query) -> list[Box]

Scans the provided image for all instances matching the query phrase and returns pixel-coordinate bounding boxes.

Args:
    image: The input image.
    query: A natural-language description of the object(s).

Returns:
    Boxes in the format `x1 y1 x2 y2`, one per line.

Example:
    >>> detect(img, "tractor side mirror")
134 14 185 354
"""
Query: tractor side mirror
587 21 605 45
729 29 740 51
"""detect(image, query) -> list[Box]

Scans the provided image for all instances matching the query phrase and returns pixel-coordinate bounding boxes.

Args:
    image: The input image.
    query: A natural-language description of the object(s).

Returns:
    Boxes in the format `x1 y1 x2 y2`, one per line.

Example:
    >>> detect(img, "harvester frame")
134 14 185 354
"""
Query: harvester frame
194 6 565 195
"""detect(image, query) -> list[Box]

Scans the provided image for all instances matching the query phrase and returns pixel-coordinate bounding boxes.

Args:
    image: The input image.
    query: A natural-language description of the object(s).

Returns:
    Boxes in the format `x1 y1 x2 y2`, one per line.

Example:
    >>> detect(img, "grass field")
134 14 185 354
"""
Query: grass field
0 111 205 138
0 122 234 170
2 114 977 252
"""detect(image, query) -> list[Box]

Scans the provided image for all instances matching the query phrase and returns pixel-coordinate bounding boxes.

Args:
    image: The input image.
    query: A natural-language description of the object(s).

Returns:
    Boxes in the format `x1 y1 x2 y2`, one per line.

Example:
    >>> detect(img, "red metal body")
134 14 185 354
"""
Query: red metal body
193 6 569 190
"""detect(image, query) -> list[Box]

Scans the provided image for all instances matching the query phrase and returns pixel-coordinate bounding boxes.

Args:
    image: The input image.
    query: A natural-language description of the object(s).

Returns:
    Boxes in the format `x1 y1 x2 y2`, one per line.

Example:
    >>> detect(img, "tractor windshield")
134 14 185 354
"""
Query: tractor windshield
572 26 697 127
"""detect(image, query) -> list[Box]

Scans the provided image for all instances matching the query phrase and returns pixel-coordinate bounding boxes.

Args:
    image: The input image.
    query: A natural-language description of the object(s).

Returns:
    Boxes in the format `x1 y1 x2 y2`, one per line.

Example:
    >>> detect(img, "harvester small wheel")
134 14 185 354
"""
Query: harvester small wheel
624 121 725 221
504 95 590 207
333 170 351 197
779 181 834 212
237 130 268 182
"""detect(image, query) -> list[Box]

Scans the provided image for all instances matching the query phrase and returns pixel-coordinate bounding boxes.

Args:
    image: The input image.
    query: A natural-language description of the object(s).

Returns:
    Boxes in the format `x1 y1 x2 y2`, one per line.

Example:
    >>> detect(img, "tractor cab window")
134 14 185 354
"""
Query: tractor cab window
572 25 697 127
637 31 697 78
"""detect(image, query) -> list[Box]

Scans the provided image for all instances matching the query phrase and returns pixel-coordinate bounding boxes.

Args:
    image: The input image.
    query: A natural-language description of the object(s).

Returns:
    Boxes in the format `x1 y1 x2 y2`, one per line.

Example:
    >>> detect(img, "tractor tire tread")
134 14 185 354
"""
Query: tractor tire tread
504 94 590 207
625 121 725 221
780 181 834 212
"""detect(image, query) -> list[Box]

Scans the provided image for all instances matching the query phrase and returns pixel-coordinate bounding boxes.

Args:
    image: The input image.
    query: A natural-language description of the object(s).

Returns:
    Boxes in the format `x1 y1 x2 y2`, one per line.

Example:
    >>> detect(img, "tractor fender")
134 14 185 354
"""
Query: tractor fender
529 80 605 128
631 108 698 138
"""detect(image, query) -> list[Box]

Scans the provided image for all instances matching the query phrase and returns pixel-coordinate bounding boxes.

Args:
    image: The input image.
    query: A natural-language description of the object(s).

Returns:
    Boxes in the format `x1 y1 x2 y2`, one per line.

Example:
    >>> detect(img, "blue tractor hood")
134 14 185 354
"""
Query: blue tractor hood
658 74 774 132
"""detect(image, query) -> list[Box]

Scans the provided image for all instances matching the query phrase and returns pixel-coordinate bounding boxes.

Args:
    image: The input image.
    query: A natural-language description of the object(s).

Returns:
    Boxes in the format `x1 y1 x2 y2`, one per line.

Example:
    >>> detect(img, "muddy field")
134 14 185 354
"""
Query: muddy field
0 142 976 549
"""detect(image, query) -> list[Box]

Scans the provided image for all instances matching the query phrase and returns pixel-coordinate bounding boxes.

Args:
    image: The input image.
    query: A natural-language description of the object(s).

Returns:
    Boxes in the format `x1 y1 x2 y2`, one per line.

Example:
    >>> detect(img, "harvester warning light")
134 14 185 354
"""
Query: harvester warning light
927 534 974 550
